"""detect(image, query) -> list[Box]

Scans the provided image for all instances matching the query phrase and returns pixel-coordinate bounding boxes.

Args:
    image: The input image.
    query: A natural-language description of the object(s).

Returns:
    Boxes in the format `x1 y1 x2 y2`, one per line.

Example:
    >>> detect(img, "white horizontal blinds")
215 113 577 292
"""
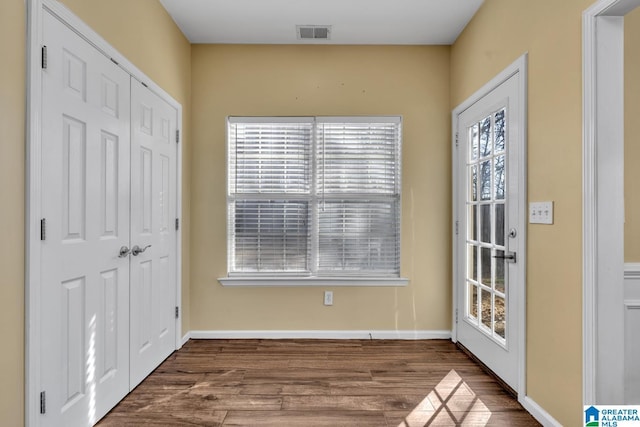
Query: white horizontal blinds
233 200 309 273
318 201 399 274
317 120 400 194
228 118 313 273
229 119 312 194
227 116 401 277
316 118 401 275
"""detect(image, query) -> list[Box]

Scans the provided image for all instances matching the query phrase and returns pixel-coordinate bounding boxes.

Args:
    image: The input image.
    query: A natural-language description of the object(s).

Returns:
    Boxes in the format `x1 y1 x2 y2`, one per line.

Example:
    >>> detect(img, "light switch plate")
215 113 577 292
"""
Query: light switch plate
529 201 554 224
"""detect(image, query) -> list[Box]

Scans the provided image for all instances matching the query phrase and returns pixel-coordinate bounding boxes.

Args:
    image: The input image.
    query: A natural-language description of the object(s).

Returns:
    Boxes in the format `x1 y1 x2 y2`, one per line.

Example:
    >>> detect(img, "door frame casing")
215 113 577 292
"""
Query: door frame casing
25 1 184 425
451 54 528 399
583 0 640 405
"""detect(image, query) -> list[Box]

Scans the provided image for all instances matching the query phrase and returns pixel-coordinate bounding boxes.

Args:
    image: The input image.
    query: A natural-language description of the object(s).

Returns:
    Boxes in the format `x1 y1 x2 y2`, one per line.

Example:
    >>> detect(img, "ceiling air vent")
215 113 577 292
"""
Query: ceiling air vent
297 25 331 40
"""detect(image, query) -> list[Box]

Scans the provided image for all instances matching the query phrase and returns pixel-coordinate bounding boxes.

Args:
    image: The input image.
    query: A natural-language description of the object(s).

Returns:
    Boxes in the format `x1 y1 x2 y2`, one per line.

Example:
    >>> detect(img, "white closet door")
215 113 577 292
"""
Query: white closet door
129 79 178 389
40 9 131 426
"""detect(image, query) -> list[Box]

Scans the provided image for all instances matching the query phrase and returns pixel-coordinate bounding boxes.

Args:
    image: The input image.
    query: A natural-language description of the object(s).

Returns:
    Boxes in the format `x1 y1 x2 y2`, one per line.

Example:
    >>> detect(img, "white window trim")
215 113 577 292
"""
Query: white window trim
218 276 409 287
222 116 408 287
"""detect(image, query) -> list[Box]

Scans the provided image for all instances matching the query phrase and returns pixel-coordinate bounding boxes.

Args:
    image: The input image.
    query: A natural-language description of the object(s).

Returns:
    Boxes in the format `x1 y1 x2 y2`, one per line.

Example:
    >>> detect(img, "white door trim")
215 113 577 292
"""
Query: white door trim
582 0 640 405
25 1 183 425
451 53 528 399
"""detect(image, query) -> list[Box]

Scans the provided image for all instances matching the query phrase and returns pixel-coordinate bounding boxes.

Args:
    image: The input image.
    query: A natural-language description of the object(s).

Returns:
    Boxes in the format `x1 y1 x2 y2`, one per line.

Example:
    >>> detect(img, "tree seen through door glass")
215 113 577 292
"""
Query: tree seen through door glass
480 204 491 243
495 204 505 246
495 155 505 200
479 116 492 158
481 247 491 285
468 205 477 242
480 160 491 201
494 109 505 152
470 165 477 202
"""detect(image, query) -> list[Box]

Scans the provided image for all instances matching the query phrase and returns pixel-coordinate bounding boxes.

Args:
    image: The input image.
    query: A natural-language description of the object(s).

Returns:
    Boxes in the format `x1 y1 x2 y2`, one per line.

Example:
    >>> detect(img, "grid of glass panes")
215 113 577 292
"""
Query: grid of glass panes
466 108 507 342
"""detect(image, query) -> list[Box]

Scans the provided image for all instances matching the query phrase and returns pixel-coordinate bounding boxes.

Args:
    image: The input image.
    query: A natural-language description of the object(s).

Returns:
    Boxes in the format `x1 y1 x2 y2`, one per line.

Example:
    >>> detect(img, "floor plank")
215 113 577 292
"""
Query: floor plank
97 339 540 426
223 410 388 426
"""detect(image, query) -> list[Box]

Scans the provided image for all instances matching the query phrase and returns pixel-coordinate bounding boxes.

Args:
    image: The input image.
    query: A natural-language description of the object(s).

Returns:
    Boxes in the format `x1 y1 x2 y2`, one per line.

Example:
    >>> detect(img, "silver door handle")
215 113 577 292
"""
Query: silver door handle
118 246 131 258
131 245 151 256
493 251 517 263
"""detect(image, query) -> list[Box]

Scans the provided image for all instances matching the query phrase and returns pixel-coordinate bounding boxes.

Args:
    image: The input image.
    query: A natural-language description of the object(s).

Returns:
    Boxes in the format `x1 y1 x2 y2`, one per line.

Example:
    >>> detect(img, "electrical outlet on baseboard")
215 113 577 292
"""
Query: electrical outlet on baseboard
324 291 333 306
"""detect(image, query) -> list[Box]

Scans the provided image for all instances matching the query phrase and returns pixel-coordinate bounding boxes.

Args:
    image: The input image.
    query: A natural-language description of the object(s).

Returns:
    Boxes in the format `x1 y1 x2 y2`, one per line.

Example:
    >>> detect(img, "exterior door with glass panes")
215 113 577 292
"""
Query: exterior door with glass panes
454 70 524 391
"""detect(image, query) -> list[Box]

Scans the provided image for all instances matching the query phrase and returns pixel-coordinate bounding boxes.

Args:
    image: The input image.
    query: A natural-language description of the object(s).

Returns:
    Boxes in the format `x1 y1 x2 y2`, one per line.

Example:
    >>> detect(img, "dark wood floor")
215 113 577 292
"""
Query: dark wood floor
97 339 540 426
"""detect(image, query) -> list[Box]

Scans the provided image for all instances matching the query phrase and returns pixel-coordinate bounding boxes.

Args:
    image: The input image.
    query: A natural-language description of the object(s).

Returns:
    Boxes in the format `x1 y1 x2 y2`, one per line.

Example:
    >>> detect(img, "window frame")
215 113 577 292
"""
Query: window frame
220 116 408 287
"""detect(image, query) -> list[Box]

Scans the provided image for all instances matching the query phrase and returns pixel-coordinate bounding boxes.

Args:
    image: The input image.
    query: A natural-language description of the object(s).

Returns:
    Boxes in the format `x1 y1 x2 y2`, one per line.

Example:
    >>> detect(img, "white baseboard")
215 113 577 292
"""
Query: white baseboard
181 331 192 346
187 330 451 340
519 396 562 427
625 262 640 278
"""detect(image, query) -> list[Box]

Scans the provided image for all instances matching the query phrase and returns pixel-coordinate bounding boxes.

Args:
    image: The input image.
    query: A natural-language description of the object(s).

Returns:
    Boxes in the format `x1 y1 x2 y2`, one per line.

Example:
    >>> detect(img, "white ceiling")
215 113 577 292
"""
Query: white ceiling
159 0 484 45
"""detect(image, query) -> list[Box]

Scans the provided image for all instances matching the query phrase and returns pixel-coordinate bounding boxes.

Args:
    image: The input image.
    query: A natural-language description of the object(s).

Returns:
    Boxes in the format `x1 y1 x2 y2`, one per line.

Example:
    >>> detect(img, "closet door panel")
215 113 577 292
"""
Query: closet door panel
40 9 131 426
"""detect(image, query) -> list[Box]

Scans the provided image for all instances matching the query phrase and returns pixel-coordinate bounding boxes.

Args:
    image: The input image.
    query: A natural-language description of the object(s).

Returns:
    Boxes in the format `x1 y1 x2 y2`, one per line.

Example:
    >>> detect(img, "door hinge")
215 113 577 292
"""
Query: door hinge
175 218 179 231
455 132 459 148
41 46 47 69
175 306 179 319
40 218 46 241
176 129 180 144
110 57 119 65
455 308 459 324
40 391 46 414
455 220 459 236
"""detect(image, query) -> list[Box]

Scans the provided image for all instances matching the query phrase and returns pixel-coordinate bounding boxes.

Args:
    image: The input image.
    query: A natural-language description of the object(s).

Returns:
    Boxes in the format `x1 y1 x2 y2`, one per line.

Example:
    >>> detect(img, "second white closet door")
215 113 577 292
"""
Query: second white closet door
129 79 178 389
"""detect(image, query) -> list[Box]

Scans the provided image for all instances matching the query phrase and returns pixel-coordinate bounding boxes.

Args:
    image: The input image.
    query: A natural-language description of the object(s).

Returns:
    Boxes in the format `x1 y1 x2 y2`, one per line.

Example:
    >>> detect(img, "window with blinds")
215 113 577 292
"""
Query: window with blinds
227 116 402 278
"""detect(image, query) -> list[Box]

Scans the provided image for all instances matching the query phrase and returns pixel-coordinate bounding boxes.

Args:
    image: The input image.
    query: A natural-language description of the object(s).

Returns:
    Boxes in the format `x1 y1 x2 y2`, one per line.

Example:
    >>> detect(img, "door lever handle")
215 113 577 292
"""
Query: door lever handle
493 251 517 263
131 244 151 256
118 246 131 258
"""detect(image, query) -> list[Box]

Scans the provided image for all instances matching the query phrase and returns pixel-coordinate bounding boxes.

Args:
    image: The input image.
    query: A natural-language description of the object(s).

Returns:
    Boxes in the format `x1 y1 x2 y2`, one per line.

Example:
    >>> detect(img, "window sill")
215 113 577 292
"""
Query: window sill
218 276 409 287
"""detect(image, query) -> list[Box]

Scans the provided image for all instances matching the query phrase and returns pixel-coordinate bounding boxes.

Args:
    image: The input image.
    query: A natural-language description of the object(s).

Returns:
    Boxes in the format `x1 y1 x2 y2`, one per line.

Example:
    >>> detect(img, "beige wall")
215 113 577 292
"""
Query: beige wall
0 1 191 423
190 45 452 331
0 1 27 424
626 8 640 262
451 1 591 425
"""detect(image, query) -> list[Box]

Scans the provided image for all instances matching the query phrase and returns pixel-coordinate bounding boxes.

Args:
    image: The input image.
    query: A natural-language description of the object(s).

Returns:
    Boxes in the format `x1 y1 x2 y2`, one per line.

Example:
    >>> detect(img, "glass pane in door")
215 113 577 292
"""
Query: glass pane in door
468 283 478 320
494 295 506 339
465 109 508 344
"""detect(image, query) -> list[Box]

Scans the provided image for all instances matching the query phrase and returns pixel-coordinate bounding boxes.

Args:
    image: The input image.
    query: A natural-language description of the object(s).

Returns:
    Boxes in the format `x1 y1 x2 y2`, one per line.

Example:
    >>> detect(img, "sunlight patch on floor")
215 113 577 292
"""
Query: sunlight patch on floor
398 370 491 426
87 314 97 425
